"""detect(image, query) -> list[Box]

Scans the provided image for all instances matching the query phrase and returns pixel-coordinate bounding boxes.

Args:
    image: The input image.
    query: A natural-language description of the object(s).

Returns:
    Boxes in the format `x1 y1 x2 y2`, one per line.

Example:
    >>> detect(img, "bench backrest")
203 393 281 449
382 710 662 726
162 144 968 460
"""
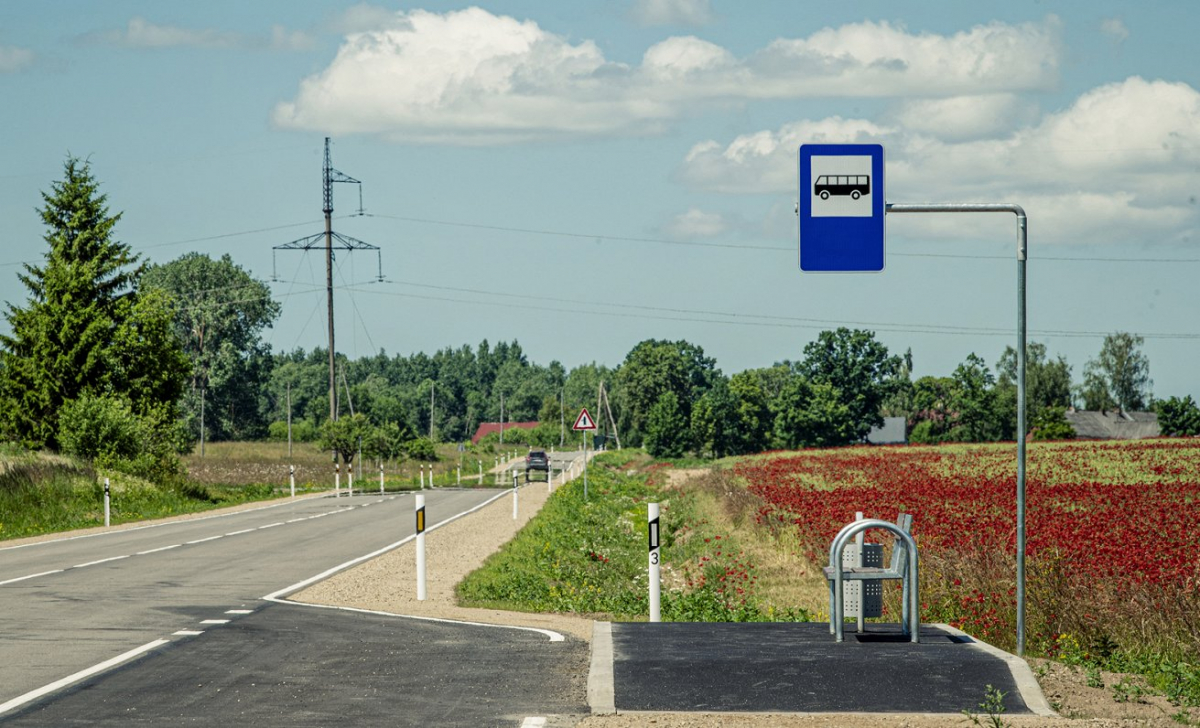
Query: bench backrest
888 512 914 572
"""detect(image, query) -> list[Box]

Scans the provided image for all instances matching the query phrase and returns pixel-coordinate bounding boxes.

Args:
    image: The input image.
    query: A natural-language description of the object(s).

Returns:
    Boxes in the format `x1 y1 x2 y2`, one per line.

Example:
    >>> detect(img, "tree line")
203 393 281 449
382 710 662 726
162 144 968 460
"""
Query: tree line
3 159 1198 479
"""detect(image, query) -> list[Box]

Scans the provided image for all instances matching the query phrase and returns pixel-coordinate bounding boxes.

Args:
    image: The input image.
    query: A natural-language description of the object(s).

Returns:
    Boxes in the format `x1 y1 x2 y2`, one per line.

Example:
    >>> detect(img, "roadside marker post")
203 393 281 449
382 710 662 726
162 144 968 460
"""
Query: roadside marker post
457 466 461 485
103 478 111 527
649 503 661 623
379 462 384 494
512 471 519 520
289 465 296 498
415 495 426 600
347 468 353 498
334 461 340 498
420 465 425 490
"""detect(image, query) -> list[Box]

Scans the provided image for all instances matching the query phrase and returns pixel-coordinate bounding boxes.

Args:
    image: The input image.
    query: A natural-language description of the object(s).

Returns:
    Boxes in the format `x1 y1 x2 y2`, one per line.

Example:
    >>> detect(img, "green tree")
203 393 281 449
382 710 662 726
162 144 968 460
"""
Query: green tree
141 253 280 441
1080 332 1152 411
796 328 900 442
1154 395 1200 437
949 353 1001 442
615 339 718 447
728 370 773 454
1030 406 1076 441
995 342 1073 438
318 413 372 469
909 376 957 442
0 157 187 449
691 377 736 458
644 391 689 458
772 377 856 449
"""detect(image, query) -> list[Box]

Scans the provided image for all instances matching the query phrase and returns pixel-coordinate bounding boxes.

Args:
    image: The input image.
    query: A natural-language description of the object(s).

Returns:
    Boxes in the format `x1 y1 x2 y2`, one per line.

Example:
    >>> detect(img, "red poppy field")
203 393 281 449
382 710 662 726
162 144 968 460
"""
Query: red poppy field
733 438 1200 660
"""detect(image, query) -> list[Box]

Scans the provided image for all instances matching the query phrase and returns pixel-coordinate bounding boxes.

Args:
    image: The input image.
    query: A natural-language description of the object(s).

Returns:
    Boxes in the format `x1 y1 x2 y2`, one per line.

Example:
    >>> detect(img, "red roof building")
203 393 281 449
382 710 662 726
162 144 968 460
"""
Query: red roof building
470 421 539 445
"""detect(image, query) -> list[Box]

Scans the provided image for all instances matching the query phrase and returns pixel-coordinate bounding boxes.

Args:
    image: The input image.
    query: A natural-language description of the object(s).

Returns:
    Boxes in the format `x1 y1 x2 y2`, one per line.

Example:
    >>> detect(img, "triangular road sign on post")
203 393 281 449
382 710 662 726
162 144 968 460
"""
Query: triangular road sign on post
572 407 597 431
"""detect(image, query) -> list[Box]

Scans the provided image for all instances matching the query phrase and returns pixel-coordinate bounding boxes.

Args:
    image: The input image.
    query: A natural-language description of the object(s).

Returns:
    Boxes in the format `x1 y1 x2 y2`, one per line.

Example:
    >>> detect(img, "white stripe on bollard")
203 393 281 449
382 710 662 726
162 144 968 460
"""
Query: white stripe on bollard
416 494 427 601
649 502 661 622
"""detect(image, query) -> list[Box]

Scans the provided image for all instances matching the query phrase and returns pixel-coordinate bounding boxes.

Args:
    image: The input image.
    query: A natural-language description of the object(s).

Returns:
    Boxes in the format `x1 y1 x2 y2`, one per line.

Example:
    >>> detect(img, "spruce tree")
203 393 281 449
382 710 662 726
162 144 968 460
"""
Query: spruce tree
0 157 185 449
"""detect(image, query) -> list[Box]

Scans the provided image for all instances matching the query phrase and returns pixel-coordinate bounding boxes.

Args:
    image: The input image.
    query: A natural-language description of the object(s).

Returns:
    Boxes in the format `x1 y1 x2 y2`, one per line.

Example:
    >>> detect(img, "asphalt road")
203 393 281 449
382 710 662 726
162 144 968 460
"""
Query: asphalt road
0 487 572 722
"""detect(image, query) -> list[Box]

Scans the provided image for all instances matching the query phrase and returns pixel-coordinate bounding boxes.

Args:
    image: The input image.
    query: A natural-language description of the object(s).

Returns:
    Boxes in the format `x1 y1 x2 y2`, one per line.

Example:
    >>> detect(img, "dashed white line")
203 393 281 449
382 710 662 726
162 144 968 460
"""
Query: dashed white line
200 619 230 625
0 569 64 586
73 555 130 569
173 630 204 636
257 522 284 530
136 544 182 555
0 639 169 717
521 718 547 727
186 535 223 545
226 528 255 536
225 609 253 615
286 518 306 524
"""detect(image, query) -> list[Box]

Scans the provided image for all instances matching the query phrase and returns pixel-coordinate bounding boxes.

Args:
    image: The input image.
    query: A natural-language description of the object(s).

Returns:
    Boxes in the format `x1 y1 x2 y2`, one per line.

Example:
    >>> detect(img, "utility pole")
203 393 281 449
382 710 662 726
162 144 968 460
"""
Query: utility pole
274 138 382 423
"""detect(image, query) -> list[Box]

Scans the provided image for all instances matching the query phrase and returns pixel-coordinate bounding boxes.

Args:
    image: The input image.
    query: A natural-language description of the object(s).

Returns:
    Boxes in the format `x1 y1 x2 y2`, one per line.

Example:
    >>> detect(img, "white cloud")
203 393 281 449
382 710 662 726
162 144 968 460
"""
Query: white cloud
891 94 1035 141
0 44 33 72
1101 18 1129 44
89 17 314 51
631 0 714 27
274 10 1062 144
663 208 729 238
678 77 1200 246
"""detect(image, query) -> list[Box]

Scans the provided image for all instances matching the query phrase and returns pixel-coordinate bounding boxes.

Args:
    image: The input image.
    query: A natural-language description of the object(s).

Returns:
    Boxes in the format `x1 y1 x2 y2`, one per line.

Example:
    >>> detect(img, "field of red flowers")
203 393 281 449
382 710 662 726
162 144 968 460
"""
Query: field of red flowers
733 438 1200 658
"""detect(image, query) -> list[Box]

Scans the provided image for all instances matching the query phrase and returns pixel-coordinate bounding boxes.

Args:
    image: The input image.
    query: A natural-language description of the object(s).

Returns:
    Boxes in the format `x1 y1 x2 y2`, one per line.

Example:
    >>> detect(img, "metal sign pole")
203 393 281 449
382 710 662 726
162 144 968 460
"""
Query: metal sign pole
886 202 1028 656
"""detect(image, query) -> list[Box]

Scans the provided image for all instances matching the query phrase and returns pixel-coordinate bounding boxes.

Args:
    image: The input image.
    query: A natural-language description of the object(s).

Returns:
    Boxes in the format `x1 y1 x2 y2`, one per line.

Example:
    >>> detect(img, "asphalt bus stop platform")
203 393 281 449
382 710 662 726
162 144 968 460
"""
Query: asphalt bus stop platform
590 622 1055 716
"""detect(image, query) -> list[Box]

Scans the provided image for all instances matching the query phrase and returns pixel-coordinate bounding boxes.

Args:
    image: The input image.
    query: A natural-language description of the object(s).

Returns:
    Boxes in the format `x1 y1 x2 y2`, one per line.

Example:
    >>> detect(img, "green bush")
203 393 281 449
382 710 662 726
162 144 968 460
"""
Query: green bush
405 437 439 462
57 394 184 483
267 420 318 442
1031 406 1077 441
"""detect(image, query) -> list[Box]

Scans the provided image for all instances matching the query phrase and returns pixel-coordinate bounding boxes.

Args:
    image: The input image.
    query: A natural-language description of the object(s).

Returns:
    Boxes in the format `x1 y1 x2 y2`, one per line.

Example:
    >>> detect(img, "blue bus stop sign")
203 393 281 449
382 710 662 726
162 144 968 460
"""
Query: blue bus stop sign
799 144 885 272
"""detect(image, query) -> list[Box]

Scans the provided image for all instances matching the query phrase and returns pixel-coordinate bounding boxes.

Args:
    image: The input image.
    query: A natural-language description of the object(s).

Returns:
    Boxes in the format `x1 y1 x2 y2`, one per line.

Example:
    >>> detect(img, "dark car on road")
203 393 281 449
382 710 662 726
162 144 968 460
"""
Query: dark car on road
526 450 550 471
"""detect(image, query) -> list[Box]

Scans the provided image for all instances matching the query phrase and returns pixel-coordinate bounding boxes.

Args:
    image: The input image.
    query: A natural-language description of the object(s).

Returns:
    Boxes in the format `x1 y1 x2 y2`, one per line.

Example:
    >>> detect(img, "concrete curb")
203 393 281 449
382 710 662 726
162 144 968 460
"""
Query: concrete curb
588 621 616 714
936 623 1058 717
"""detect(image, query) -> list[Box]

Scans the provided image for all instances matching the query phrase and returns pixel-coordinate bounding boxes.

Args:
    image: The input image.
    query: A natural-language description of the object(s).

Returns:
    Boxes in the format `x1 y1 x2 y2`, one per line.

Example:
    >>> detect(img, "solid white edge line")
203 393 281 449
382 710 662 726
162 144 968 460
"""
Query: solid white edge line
136 544 181 555
934 623 1057 717
0 492 332 553
0 569 64 586
260 489 508 602
269 600 565 643
72 555 130 569
0 638 170 716
588 621 616 714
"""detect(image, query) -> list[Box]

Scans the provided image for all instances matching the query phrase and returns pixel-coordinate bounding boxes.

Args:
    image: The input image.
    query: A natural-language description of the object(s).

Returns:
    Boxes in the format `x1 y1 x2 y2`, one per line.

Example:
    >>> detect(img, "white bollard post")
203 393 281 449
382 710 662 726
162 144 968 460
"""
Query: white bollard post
649 502 661 622
420 465 425 490
379 462 384 494
104 478 111 527
512 470 519 519
289 465 296 498
348 469 353 498
335 462 341 498
415 494 427 601
457 466 461 486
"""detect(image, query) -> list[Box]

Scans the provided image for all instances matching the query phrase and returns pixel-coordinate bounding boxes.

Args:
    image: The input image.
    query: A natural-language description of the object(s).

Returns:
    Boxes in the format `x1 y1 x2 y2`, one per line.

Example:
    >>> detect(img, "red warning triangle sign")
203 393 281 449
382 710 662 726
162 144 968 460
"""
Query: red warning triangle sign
572 407 597 431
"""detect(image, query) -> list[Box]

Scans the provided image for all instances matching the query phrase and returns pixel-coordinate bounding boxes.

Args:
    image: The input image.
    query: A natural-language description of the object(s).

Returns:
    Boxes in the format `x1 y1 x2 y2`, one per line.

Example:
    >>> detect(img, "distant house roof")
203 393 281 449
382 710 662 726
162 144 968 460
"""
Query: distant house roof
867 416 907 445
470 421 539 445
1063 410 1159 440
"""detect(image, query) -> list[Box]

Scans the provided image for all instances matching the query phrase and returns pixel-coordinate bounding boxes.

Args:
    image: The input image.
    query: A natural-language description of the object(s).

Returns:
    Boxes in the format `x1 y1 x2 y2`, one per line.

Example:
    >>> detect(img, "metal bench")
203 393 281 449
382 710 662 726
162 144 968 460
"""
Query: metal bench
824 513 919 643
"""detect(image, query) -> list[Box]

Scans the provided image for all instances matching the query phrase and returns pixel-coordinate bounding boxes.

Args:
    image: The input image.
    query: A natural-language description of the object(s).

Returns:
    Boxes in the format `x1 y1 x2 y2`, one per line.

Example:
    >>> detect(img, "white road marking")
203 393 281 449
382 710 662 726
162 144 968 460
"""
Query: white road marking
200 619 230 625
173 630 204 636
73 555 130 569
0 569 64 586
521 719 547 727
0 639 169 717
286 518 306 523
257 522 284 530
226 528 255 536
186 535 223 545
136 544 181 555
225 609 253 615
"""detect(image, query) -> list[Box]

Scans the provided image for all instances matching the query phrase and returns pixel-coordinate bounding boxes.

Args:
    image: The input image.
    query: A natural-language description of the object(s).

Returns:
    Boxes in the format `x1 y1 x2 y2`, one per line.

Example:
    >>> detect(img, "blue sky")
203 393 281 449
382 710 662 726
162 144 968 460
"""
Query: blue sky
2 1 1197 402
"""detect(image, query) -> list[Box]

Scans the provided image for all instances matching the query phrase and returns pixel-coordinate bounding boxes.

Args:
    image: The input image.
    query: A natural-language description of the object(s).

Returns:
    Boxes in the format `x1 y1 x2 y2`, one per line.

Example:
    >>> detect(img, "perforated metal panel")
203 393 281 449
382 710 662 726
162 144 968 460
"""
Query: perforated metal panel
841 543 883 618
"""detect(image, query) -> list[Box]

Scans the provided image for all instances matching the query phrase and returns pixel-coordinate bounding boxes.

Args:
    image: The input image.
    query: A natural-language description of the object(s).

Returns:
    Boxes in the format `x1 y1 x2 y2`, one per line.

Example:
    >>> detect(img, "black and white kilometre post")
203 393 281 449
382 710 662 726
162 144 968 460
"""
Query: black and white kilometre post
103 478 111 527
289 465 296 498
573 407 597 500
648 503 661 622
415 494 427 601
799 143 1029 656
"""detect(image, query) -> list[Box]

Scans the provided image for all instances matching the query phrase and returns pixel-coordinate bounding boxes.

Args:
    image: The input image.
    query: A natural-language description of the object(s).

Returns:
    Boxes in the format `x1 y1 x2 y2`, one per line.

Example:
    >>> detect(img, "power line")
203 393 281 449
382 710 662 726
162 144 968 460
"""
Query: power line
364 210 1200 264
